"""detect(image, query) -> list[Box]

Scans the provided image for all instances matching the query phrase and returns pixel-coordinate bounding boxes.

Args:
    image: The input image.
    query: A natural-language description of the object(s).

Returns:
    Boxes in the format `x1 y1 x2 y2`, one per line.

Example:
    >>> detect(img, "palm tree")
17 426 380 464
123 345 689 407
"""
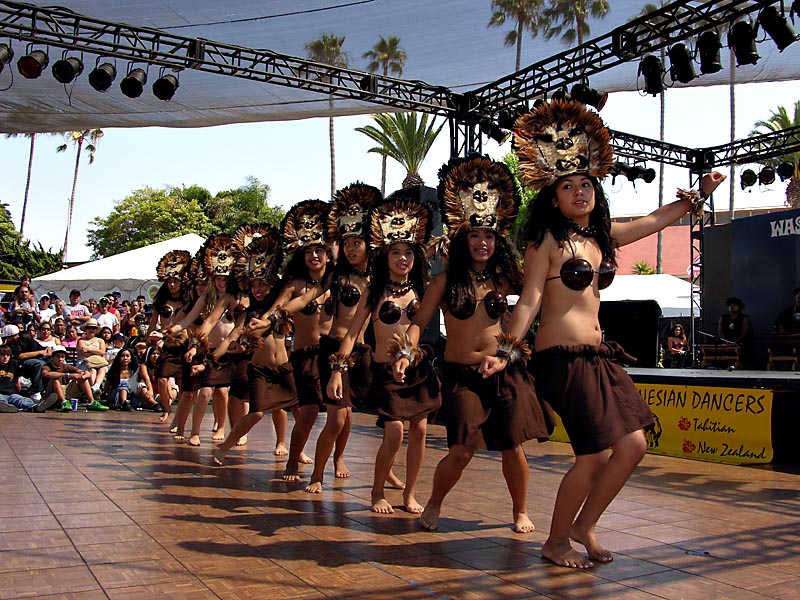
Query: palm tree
487 0 547 72
4 132 56 237
355 112 444 189
305 33 349 200
363 35 407 195
56 129 103 263
751 101 800 208
542 0 610 47
633 260 656 275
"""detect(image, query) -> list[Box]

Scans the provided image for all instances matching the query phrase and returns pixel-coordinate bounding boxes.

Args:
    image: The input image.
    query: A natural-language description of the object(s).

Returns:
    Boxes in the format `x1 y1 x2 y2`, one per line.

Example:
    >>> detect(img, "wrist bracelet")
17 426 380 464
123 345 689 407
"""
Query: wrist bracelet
494 333 531 363
386 332 423 367
676 188 705 218
329 352 354 373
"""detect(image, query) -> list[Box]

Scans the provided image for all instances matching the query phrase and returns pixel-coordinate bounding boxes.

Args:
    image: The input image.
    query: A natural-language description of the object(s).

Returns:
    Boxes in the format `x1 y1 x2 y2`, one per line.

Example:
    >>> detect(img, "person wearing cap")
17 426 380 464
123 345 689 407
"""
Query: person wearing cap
0 345 60 412
63 290 91 327
37 294 57 324
42 346 101 412
76 318 110 400
1 323 47 402
480 99 726 568
93 297 120 334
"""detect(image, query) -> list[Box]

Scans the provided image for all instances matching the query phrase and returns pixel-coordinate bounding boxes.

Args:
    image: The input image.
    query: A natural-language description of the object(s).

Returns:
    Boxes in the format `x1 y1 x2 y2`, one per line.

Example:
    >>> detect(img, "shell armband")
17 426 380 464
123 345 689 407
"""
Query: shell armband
495 333 531 363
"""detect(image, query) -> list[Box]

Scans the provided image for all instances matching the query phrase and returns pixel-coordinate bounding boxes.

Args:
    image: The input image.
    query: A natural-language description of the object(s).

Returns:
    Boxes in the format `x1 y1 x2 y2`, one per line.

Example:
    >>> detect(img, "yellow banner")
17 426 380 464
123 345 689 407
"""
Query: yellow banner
549 383 773 465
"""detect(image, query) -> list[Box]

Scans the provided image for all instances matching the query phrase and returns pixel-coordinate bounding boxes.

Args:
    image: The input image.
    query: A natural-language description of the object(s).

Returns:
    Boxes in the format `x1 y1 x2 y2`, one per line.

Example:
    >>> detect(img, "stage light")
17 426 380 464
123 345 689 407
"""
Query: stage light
612 163 656 184
740 168 757 189
480 120 511 145
51 56 83 84
550 88 569 102
496 104 528 129
17 49 48 79
570 83 608 111
639 54 664 96
358 74 377 96
759 6 798 51
697 31 723 74
120 68 147 98
728 21 759 66
759 166 776 185
668 43 696 84
153 73 179 101
777 162 796 181
0 43 12 74
88 62 116 92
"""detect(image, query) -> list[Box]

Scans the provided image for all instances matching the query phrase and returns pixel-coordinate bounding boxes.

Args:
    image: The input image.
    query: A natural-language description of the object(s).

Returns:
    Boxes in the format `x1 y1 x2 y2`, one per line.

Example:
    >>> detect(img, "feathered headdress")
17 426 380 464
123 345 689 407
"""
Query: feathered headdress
438 154 519 238
328 182 382 242
189 247 208 283
234 226 283 288
280 200 329 255
513 99 614 191
156 250 192 282
203 235 235 278
368 191 432 251
231 223 274 254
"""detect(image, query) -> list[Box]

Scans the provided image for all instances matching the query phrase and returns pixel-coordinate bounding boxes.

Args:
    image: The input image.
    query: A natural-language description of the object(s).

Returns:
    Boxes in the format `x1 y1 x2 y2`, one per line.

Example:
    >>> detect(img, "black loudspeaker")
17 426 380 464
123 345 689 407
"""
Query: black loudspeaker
599 300 662 368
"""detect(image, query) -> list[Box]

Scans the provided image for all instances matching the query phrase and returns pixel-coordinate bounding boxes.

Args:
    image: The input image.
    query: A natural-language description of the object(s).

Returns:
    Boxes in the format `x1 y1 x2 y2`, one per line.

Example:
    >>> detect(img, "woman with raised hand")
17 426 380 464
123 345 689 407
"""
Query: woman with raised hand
394 155 553 533
481 99 725 568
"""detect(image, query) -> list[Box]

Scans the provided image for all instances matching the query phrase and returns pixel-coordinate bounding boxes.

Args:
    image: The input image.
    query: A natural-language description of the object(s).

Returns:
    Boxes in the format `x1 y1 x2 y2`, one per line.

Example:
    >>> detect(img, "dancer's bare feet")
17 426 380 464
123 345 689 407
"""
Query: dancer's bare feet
305 479 323 493
274 443 289 457
188 434 201 447
211 429 225 442
173 429 185 442
385 472 406 489
282 466 302 482
570 524 613 563
212 421 219 432
541 539 594 569
513 512 536 534
160 412 171 423
334 457 350 478
236 435 248 446
420 504 440 530
211 448 226 466
299 452 313 464
371 496 394 514
402 493 424 514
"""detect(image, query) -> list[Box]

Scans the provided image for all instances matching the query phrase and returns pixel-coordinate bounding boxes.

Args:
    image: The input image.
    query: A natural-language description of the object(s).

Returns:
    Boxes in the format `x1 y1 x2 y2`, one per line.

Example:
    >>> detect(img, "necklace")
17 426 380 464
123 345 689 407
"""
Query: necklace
567 220 597 238
469 268 493 283
354 267 372 279
385 280 414 296
305 276 319 286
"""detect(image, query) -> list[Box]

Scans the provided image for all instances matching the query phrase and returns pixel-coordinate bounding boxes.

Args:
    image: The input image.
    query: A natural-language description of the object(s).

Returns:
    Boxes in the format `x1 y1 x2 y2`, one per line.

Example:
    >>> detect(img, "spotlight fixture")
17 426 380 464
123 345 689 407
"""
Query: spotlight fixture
120 67 147 98
550 88 569 102
758 166 776 185
358 74 377 96
759 6 798 51
740 168 758 189
496 104 529 129
570 83 608 111
88 62 116 92
17 49 48 79
697 31 723 74
51 56 83 84
153 73 179 101
668 43 696 84
612 162 656 184
777 161 796 181
728 21 759 66
0 43 13 74
480 120 511 145
639 55 665 96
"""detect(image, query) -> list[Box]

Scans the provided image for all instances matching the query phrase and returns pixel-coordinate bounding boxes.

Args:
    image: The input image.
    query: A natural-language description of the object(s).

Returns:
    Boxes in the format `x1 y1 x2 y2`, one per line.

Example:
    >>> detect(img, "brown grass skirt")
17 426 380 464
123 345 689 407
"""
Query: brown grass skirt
370 349 441 427
247 362 297 414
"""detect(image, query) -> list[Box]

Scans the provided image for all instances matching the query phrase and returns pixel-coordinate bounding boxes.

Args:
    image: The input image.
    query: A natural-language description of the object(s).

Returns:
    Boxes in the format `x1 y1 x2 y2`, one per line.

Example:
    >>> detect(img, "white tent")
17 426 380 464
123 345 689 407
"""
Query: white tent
601 274 695 318
32 234 205 302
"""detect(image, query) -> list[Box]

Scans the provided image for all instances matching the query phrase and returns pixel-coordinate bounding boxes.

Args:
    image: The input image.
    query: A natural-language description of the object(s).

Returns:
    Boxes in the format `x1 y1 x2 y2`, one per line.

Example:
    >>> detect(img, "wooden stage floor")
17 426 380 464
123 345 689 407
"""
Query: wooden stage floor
1 408 798 599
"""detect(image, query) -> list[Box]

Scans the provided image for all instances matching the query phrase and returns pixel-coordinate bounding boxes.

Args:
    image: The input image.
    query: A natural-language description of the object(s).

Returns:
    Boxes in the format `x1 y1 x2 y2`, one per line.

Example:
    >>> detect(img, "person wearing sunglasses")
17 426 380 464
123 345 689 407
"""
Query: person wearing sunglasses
328 193 441 515
481 99 725 569
393 155 553 534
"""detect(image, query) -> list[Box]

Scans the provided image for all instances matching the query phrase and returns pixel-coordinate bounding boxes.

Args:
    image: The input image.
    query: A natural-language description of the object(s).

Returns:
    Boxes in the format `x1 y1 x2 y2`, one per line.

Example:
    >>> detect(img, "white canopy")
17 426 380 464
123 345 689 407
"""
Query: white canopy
601 274 695 318
31 234 205 302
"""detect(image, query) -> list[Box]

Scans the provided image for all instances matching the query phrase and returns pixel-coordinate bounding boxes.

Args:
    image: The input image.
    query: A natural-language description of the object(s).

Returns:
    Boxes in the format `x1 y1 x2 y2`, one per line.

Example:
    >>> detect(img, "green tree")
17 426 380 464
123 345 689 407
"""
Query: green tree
205 176 285 233
363 35 407 194
56 129 104 263
355 112 444 189
0 203 62 279
542 0 610 47
487 0 547 71
751 101 800 208
305 33 349 200
86 186 214 258
501 152 536 254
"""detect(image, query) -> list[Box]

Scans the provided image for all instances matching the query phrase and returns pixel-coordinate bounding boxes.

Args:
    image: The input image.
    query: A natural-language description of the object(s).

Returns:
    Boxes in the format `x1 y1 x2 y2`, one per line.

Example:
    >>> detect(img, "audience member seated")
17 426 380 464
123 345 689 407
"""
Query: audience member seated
36 322 61 348
718 296 755 369
0 324 47 401
0 345 59 412
37 294 57 324
106 332 126 362
665 324 689 368
42 346 107 411
93 297 120 333
7 284 39 326
63 289 91 328
76 318 109 395
774 286 800 334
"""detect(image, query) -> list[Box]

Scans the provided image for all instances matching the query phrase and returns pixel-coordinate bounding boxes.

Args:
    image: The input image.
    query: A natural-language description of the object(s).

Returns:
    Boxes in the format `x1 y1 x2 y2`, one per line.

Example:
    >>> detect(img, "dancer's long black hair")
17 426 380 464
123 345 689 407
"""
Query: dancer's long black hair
444 228 523 314
525 176 617 265
367 242 429 309
151 278 186 313
106 348 139 391
280 244 334 290
330 237 374 317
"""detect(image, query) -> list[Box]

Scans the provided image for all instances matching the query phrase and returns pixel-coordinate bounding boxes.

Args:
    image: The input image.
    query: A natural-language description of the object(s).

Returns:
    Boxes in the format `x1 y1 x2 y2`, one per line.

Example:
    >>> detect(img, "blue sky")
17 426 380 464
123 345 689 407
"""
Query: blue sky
1 79 798 263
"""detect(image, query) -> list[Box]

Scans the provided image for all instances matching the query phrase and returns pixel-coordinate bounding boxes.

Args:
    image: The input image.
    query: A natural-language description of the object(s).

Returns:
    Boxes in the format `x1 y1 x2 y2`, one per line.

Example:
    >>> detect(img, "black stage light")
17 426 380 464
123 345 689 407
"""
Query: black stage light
777 161 796 181
759 6 798 51
571 83 608 110
496 104 528 129
17 49 48 79
51 56 83 84
480 120 511 145
740 168 758 189
697 31 723 74
550 88 569 102
668 43 696 84
728 21 759 66
759 166 776 185
358 74 377 96
0 43 13 74
153 74 179 101
88 62 116 92
120 68 147 98
639 54 665 96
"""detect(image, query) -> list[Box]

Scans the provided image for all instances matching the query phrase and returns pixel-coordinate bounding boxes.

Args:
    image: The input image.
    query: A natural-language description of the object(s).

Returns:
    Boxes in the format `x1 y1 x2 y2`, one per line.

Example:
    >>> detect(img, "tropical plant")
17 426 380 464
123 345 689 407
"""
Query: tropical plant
3 132 57 237
204 176 285 233
501 152 537 254
487 0 547 72
363 35 407 194
305 33 349 200
542 0 610 47
0 203 62 279
633 260 656 275
751 101 800 208
56 129 104 262
355 112 444 189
